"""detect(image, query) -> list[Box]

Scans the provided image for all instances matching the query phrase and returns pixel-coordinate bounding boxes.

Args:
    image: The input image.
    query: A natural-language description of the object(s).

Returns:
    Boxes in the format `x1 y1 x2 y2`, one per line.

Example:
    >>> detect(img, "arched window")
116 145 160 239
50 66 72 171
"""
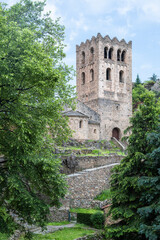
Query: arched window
119 70 124 82
106 68 111 80
104 47 108 59
121 50 126 62
94 129 96 134
90 47 94 62
82 72 85 85
79 120 82 128
82 51 85 64
90 69 94 81
117 49 121 61
108 47 113 60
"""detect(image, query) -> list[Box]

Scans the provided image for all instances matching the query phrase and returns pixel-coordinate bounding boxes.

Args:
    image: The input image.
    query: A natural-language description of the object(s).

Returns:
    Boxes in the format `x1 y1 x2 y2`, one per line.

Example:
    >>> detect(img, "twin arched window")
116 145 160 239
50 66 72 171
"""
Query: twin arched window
117 49 126 62
104 47 113 60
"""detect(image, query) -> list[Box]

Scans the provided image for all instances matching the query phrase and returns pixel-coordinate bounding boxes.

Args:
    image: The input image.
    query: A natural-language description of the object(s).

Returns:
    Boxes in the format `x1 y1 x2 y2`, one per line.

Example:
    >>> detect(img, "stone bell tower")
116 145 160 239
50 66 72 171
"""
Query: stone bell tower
76 33 132 140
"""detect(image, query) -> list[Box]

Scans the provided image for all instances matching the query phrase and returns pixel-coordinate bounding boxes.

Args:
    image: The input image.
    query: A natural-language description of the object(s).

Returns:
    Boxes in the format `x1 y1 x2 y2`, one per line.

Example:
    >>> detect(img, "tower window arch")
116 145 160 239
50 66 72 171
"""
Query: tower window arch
106 68 111 80
121 50 126 62
117 49 121 61
90 69 94 81
82 72 85 85
108 47 113 60
119 70 124 82
82 51 85 64
104 47 108 59
79 120 82 128
90 47 94 62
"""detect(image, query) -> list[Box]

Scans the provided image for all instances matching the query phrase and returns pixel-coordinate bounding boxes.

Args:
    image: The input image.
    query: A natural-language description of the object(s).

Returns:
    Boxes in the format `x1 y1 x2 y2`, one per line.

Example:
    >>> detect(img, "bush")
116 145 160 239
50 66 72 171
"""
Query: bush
94 189 111 201
90 212 104 229
77 213 93 226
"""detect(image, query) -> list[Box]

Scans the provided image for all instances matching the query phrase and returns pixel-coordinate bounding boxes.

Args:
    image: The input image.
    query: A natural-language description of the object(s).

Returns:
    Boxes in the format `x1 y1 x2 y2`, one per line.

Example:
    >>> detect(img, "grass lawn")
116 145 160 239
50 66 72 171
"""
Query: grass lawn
70 208 102 214
47 221 70 226
94 189 111 201
19 227 95 240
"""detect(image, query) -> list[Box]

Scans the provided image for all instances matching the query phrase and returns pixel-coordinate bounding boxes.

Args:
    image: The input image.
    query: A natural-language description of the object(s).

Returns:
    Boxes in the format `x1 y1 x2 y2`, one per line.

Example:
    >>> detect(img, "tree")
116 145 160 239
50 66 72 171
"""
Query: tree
0 0 75 236
105 91 160 240
132 84 148 111
137 127 160 240
135 74 141 86
149 73 158 82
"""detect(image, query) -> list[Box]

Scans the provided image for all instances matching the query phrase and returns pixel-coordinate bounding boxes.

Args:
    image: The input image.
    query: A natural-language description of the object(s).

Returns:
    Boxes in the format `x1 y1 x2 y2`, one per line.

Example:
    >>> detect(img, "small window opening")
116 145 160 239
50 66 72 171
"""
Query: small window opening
79 120 82 128
94 129 96 134
117 49 121 61
82 72 85 85
90 47 94 62
104 47 108 59
90 69 94 81
82 51 85 64
108 48 113 60
106 68 111 80
121 50 126 62
119 70 124 83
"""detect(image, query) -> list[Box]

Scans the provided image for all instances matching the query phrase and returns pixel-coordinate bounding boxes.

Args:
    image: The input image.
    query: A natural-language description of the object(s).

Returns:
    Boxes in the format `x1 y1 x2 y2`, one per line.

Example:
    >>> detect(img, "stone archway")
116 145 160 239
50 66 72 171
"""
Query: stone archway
112 127 120 140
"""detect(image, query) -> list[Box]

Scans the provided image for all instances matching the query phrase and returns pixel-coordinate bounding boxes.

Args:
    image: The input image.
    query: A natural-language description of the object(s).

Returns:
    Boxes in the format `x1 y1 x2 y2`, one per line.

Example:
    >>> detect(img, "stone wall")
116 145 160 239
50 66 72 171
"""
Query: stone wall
65 163 118 208
62 154 123 174
88 123 100 140
48 206 69 222
68 116 89 140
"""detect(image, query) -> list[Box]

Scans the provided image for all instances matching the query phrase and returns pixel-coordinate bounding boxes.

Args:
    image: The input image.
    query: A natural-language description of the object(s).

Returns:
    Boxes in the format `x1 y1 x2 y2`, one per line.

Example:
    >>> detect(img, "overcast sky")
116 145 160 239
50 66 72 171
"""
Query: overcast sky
3 0 160 85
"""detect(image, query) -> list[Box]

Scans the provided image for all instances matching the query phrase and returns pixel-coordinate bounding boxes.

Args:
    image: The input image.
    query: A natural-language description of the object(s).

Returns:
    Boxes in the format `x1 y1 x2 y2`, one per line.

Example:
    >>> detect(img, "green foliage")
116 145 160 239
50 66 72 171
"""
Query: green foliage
94 189 111 201
135 74 141 86
132 84 148 111
70 208 101 214
47 221 69 226
137 127 160 240
105 90 160 239
19 227 95 240
149 73 158 82
77 213 93 226
0 0 75 235
90 212 104 229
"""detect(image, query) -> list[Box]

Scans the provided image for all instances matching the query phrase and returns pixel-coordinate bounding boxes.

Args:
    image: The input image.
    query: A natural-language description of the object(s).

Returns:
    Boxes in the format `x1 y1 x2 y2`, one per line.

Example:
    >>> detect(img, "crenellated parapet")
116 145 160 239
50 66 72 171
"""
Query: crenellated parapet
76 33 132 51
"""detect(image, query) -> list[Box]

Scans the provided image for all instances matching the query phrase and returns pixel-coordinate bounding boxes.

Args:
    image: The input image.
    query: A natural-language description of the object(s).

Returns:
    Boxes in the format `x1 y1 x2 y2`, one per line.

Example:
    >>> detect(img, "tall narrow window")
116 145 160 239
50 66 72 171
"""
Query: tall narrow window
121 50 126 62
117 49 121 61
82 51 85 64
106 68 111 80
104 47 108 59
119 70 124 82
90 69 94 81
82 72 85 85
90 47 94 62
108 47 113 60
79 120 82 128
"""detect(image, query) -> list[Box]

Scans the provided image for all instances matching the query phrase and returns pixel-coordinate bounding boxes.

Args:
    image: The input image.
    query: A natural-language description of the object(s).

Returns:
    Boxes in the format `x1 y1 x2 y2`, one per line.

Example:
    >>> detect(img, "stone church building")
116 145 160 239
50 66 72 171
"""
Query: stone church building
63 33 132 141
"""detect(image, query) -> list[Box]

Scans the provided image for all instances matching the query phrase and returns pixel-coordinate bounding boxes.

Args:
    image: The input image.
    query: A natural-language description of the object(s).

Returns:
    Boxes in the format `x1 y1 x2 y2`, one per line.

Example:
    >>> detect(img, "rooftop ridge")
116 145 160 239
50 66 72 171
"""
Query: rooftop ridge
76 33 132 49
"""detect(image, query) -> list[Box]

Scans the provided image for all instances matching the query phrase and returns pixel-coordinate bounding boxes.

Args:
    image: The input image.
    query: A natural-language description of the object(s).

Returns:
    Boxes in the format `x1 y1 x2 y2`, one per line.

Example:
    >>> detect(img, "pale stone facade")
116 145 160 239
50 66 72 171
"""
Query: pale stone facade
64 33 132 140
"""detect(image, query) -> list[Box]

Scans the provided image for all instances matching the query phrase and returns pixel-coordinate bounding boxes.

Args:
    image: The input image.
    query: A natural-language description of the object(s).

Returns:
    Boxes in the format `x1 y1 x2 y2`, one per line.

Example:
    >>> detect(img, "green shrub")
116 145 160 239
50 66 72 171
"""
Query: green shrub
77 213 93 226
94 189 111 201
90 212 104 229
91 149 100 155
